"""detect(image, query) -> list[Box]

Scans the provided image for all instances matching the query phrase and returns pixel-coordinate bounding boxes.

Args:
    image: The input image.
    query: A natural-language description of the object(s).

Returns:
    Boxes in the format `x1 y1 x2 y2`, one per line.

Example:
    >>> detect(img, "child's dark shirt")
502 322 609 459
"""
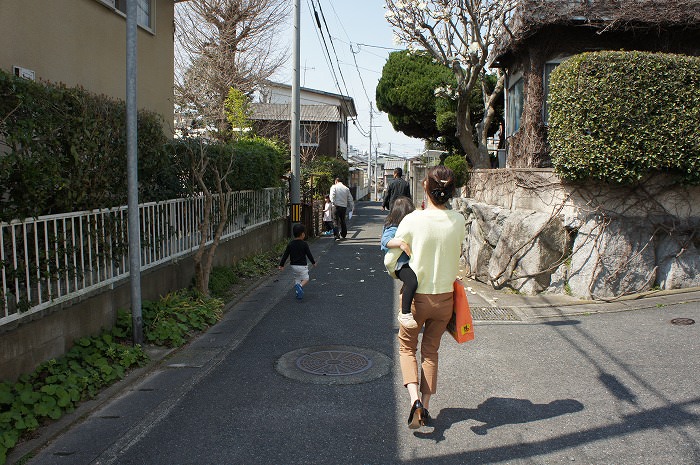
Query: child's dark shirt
279 239 315 267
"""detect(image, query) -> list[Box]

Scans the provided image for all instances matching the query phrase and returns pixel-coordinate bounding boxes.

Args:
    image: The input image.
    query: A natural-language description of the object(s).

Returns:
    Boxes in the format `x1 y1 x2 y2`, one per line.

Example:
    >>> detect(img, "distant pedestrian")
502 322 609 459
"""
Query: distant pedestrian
329 177 354 241
322 195 334 236
381 196 418 329
382 167 411 211
384 165 465 429
278 223 317 300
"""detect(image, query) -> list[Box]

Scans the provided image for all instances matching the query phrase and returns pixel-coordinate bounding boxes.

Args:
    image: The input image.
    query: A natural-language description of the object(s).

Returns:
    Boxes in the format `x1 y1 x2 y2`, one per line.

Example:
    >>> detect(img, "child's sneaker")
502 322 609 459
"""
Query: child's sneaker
295 283 304 300
398 311 418 328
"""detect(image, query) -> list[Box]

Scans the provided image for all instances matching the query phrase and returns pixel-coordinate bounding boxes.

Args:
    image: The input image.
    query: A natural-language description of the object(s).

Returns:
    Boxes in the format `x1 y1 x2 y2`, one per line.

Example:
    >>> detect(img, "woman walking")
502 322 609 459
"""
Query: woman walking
383 165 465 429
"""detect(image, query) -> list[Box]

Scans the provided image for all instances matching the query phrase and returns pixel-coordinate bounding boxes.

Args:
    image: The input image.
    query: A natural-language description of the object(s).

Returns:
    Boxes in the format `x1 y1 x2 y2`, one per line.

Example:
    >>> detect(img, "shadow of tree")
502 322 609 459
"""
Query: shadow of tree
416 397 584 442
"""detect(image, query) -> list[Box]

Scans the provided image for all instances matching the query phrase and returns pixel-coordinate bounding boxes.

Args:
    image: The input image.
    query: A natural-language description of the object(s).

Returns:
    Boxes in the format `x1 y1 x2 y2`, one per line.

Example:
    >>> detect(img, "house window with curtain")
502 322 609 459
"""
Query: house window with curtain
98 0 153 30
506 75 524 137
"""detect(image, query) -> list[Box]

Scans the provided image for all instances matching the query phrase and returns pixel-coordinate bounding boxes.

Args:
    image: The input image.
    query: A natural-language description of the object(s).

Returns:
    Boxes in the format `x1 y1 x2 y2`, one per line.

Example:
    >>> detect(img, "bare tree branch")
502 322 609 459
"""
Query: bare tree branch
385 0 517 168
175 0 290 138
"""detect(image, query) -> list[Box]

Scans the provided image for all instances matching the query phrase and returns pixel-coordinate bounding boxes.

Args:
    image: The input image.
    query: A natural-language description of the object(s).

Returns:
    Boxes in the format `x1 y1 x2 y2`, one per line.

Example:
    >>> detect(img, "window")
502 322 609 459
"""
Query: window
300 123 320 146
542 58 567 124
99 0 152 30
506 75 524 137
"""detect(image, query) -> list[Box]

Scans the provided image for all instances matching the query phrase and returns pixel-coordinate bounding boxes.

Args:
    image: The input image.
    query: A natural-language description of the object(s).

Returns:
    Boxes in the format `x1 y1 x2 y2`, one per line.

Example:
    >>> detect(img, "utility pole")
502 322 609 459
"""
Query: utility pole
290 0 301 225
374 144 379 201
302 60 315 86
368 104 373 201
126 0 142 344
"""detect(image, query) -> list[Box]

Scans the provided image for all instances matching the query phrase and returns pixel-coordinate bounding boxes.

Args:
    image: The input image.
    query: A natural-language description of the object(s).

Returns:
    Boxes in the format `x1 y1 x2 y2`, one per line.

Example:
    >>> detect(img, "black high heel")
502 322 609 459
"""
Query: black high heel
407 400 424 429
421 408 432 427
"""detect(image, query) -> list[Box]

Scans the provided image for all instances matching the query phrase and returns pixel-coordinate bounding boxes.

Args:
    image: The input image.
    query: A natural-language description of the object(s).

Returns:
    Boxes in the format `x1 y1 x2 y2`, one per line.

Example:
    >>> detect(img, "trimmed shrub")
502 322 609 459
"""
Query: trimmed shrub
0 70 184 222
167 136 286 195
548 51 700 185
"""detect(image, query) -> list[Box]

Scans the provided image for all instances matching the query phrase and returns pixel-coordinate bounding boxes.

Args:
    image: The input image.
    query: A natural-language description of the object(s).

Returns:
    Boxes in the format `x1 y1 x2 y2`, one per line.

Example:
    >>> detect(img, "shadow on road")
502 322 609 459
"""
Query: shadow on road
415 396 584 442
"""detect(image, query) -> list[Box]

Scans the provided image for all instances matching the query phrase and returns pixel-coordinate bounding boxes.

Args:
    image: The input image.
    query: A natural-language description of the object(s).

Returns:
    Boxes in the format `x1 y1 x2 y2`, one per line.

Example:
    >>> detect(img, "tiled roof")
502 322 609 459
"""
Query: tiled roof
250 103 341 122
383 159 409 170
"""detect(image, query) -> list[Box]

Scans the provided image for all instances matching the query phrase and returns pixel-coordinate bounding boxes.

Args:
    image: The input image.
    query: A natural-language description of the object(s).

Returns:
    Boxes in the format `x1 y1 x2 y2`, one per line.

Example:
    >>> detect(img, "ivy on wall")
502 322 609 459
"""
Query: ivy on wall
548 51 700 185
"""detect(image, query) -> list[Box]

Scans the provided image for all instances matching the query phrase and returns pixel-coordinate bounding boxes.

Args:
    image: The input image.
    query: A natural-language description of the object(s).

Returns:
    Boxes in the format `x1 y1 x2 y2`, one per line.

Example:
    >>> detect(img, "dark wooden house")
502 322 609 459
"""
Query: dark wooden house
490 0 700 168
250 82 357 162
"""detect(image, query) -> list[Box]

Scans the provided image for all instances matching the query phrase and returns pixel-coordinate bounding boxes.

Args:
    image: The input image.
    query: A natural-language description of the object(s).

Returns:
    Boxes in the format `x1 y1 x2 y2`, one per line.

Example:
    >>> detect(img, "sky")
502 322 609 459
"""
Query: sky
276 0 426 159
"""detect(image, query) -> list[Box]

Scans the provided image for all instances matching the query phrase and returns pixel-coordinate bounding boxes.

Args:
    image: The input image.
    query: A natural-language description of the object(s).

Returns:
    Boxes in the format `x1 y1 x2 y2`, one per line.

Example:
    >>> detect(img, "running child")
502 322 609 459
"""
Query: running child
279 223 317 300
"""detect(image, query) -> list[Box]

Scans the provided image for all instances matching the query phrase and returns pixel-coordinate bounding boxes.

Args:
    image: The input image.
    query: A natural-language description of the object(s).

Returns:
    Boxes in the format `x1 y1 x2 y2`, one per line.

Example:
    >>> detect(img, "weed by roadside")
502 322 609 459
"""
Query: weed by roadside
0 324 148 464
209 241 287 300
0 293 222 464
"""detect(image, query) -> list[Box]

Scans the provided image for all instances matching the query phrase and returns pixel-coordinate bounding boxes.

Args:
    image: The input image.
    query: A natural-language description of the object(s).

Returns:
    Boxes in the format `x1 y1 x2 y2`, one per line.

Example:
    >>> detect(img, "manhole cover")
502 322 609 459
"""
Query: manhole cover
296 350 372 376
671 318 695 326
277 345 392 385
471 306 521 321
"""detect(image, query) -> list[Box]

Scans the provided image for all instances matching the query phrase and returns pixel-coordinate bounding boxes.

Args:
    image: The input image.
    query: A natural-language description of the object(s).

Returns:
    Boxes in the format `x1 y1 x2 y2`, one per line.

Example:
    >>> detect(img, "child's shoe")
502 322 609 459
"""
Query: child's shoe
398 311 418 328
295 283 304 300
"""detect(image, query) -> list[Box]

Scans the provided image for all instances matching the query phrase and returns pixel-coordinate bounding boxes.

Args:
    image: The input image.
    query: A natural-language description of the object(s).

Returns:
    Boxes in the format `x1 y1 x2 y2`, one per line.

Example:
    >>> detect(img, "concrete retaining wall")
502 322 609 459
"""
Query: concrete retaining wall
0 219 287 382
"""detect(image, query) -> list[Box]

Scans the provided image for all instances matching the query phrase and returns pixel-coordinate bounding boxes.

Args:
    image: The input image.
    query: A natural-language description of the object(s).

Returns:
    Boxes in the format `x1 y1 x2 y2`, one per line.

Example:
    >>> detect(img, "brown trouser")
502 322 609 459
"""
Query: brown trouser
398 291 453 394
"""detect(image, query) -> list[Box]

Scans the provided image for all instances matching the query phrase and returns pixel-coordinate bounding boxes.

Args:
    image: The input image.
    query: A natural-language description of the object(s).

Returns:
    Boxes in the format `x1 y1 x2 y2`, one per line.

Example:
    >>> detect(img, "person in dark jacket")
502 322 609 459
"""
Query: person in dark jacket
278 223 317 300
382 167 411 211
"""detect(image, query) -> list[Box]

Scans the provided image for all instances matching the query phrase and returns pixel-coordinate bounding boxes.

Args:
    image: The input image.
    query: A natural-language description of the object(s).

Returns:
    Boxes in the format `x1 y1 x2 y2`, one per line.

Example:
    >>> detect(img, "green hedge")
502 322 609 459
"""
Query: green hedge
0 70 184 222
548 51 700 185
167 136 286 194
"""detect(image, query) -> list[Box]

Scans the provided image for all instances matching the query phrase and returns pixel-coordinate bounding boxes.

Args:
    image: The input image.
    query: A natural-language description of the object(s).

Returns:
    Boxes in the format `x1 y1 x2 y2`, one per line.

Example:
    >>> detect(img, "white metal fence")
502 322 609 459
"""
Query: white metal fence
0 188 286 328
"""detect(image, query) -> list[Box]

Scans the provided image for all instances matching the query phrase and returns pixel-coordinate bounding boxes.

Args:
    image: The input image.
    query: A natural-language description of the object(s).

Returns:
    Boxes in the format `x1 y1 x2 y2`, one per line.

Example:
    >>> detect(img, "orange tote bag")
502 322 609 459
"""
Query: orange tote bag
447 280 475 343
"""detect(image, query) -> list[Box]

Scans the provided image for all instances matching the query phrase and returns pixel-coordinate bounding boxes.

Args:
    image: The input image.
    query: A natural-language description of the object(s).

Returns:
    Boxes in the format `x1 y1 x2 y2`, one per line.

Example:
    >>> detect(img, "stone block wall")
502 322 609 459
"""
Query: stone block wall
458 169 700 299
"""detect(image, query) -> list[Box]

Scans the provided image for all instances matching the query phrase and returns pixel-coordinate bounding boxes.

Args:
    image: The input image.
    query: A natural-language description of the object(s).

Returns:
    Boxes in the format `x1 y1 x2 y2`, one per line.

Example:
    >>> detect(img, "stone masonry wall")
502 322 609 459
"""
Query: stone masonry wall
457 169 700 299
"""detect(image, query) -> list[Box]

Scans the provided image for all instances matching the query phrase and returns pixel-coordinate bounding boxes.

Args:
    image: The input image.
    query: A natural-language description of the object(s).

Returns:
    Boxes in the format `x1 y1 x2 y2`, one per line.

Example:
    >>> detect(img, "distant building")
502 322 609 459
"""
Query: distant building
250 82 357 161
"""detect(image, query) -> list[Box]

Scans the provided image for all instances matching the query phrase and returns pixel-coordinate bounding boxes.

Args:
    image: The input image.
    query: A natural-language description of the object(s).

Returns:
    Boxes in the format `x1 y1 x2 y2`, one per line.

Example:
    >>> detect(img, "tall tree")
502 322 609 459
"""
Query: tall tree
375 50 458 149
376 50 503 155
175 0 290 138
384 0 515 168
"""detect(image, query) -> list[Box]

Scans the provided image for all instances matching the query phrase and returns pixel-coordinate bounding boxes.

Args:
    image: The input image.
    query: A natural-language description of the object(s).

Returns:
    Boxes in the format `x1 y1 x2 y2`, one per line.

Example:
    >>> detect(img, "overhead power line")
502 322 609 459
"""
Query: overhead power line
308 0 369 137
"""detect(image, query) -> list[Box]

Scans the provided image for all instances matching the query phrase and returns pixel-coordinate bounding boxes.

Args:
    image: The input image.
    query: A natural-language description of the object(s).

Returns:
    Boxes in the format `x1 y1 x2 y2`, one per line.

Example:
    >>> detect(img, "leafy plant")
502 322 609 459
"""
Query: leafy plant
116 291 223 348
0 324 147 464
0 288 225 463
548 51 700 185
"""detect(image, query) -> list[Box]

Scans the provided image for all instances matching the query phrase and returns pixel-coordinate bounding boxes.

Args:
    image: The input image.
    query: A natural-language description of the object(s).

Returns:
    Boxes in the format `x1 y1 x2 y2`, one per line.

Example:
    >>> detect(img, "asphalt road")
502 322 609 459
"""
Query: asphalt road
22 202 700 465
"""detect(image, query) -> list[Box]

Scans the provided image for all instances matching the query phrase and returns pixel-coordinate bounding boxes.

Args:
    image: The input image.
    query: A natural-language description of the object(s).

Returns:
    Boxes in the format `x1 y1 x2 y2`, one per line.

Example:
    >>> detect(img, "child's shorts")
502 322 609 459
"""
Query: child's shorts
291 265 309 284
